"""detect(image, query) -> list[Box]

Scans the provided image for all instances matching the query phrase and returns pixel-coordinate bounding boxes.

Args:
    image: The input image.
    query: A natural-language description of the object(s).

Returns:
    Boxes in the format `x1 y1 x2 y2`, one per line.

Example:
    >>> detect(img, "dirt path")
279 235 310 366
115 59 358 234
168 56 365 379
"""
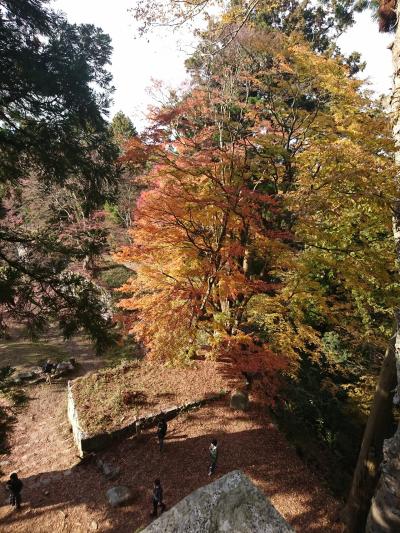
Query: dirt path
0 375 343 533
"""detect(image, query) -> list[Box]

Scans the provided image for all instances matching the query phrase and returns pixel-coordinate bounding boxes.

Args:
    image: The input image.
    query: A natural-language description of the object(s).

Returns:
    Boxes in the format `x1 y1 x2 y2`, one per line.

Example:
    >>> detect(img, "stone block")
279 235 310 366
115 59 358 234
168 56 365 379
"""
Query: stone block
142 470 293 532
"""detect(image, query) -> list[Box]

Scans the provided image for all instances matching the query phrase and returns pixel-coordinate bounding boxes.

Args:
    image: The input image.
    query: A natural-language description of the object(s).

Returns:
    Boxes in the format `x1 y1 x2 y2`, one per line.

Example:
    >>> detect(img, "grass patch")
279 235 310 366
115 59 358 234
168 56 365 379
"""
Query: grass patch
0 339 68 371
0 406 13 455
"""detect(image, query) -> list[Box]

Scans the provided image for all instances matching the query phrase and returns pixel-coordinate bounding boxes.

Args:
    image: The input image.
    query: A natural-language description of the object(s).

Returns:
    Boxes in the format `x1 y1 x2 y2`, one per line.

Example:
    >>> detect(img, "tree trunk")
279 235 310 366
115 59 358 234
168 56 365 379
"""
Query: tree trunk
343 341 397 533
363 3 400 531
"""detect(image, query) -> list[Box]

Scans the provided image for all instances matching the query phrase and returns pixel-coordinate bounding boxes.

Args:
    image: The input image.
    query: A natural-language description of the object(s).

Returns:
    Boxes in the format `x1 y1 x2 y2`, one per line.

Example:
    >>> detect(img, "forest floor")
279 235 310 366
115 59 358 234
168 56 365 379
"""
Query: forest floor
0 332 344 533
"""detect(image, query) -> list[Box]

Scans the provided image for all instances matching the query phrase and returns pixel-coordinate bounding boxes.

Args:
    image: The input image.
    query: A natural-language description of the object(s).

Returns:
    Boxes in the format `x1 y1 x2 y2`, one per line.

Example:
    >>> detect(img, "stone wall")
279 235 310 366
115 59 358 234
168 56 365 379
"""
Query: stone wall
67 380 225 456
67 381 85 456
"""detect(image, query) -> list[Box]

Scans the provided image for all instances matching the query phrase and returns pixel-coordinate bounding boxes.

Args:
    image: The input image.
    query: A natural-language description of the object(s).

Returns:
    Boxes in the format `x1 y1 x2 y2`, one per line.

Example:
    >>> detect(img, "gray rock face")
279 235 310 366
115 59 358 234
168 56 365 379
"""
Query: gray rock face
142 470 293 533
230 390 249 411
106 486 131 507
366 424 400 533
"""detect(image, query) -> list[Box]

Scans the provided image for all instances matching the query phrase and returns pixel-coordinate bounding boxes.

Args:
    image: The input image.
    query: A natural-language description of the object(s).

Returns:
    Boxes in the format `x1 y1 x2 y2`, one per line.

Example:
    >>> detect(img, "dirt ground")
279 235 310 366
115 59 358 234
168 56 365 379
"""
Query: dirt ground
0 334 343 533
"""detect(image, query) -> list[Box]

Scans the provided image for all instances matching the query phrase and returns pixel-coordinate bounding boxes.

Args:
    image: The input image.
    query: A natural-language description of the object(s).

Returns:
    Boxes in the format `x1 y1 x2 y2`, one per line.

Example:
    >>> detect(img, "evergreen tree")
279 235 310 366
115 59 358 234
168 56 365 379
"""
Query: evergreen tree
0 0 119 349
111 111 137 144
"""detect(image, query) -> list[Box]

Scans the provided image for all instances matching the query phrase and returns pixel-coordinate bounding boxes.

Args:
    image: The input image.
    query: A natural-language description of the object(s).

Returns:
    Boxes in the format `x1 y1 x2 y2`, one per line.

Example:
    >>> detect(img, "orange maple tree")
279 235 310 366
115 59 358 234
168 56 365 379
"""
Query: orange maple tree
116 80 292 392
116 28 396 399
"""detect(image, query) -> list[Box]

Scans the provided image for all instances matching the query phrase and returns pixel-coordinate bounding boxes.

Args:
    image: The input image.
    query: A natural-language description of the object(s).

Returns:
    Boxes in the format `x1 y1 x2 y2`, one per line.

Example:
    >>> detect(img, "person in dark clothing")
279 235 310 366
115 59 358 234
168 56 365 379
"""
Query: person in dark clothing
43 359 54 384
6 473 23 510
151 478 165 517
208 438 218 476
156 414 167 452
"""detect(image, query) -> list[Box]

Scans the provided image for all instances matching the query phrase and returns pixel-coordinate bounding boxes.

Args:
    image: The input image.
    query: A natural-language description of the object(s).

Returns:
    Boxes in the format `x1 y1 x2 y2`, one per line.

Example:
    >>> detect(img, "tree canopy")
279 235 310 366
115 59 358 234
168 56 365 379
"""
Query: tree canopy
0 0 119 348
116 19 397 398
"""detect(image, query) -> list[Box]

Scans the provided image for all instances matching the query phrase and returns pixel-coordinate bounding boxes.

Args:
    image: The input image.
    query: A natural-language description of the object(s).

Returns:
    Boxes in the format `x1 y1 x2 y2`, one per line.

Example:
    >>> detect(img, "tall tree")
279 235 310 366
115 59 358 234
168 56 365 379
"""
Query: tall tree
107 112 142 234
0 0 119 349
116 24 396 400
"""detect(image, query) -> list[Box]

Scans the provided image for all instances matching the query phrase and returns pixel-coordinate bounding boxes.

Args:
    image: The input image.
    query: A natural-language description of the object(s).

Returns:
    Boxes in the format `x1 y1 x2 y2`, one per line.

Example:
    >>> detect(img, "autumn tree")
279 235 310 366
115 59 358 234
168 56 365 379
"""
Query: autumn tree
132 0 372 50
117 22 396 403
128 0 400 523
117 85 292 392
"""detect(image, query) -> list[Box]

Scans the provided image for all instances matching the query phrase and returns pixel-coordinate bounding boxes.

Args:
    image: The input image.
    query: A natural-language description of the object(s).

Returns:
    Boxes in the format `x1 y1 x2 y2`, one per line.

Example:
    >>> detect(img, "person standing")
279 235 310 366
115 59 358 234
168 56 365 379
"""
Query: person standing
156 414 167 452
6 473 23 510
208 439 218 476
151 478 166 517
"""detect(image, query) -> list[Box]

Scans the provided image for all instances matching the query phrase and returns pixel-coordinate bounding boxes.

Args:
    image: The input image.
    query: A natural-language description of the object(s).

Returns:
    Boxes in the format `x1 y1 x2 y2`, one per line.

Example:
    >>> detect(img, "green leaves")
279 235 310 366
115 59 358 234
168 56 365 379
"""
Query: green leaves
0 0 119 346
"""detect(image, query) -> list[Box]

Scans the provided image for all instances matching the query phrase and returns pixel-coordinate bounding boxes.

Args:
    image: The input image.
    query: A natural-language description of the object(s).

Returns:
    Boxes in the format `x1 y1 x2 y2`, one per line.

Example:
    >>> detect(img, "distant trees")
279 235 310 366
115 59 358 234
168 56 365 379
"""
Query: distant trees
111 111 137 147
106 112 142 235
0 0 119 349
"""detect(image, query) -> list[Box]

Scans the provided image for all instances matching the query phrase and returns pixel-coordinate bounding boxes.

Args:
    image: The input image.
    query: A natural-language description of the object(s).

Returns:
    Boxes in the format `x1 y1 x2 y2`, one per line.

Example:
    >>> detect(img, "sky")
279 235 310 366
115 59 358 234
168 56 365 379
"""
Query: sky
53 1 393 130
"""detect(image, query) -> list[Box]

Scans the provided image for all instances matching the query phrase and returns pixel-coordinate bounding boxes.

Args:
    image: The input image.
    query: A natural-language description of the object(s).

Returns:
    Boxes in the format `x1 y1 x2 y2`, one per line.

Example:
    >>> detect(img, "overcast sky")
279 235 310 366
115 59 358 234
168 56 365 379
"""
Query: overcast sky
53 1 393 130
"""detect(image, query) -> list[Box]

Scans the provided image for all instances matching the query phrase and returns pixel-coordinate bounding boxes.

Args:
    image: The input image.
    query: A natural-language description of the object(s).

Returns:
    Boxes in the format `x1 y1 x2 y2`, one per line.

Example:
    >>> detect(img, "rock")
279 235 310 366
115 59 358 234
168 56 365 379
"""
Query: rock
55 362 74 374
106 486 131 507
15 371 34 381
366 424 400 533
97 459 120 479
142 470 293 533
230 390 249 411
90 520 98 530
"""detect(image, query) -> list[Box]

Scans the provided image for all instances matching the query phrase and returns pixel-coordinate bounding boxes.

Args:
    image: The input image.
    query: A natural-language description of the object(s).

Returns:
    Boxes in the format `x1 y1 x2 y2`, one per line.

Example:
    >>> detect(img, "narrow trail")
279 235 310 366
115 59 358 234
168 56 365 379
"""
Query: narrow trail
0 339 343 532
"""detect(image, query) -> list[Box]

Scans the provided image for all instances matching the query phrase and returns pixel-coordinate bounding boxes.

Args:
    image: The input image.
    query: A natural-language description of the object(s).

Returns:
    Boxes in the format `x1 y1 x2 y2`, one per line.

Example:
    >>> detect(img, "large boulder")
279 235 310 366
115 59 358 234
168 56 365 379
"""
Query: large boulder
230 389 249 411
142 470 293 533
106 486 131 507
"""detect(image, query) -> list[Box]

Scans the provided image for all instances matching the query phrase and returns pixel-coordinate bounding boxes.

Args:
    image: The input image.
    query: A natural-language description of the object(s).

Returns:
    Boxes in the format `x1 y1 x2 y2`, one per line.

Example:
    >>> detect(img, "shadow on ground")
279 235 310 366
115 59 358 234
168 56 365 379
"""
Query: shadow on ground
0 402 342 533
